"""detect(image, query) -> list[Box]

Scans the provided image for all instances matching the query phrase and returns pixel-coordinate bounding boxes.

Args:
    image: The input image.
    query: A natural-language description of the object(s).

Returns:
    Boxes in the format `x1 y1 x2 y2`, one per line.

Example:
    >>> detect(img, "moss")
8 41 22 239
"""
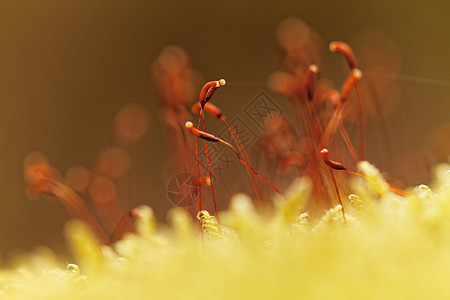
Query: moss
1 161 449 299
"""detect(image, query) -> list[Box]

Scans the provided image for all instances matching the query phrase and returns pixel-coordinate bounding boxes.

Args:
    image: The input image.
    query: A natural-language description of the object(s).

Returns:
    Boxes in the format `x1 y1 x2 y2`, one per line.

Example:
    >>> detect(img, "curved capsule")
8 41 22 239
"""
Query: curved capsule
191 102 223 120
304 64 319 101
320 148 346 170
185 121 220 142
340 69 362 104
199 79 226 107
329 41 356 70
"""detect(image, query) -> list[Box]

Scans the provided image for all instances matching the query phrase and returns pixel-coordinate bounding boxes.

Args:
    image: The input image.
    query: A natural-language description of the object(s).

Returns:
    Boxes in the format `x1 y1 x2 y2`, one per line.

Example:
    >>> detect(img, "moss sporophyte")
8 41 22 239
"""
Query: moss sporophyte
3 18 449 299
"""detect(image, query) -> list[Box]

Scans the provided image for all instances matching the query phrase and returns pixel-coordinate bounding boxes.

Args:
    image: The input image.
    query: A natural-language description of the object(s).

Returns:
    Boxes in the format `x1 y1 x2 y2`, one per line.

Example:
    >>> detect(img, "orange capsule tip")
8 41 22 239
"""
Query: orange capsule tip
352 69 362 80
308 64 319 73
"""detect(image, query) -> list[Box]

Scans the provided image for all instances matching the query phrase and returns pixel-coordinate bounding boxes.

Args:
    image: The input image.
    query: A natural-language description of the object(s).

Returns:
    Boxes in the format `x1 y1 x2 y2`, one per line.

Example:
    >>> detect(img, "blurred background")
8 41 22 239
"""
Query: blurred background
0 0 449 260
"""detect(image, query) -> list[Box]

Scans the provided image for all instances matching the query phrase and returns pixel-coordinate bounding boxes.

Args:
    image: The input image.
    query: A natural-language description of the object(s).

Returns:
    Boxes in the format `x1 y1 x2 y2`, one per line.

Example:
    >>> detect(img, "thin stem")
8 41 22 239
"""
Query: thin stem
337 121 359 164
327 167 346 222
343 169 408 196
222 117 265 207
355 83 365 160
201 115 219 221
218 139 288 202
195 112 202 210
51 181 107 243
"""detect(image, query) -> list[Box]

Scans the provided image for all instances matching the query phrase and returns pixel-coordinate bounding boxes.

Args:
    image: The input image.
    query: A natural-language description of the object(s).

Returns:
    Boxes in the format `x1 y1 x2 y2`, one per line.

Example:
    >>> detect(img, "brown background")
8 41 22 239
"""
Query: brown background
0 0 449 259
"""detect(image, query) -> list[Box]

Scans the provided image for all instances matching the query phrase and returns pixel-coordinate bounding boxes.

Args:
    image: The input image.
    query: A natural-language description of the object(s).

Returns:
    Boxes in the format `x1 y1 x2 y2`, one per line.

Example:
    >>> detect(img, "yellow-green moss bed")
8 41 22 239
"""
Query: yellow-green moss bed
1 161 449 299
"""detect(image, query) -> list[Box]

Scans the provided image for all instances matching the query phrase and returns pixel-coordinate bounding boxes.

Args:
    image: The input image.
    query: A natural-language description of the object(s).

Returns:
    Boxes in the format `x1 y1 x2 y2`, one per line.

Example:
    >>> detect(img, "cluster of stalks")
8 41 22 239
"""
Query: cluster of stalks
178 20 408 221
24 102 150 243
23 21 408 239
152 45 198 188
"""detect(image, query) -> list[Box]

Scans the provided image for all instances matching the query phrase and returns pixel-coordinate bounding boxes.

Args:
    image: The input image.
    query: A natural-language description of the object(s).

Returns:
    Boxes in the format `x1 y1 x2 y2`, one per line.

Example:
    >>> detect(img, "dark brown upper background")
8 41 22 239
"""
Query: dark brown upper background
0 0 449 258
